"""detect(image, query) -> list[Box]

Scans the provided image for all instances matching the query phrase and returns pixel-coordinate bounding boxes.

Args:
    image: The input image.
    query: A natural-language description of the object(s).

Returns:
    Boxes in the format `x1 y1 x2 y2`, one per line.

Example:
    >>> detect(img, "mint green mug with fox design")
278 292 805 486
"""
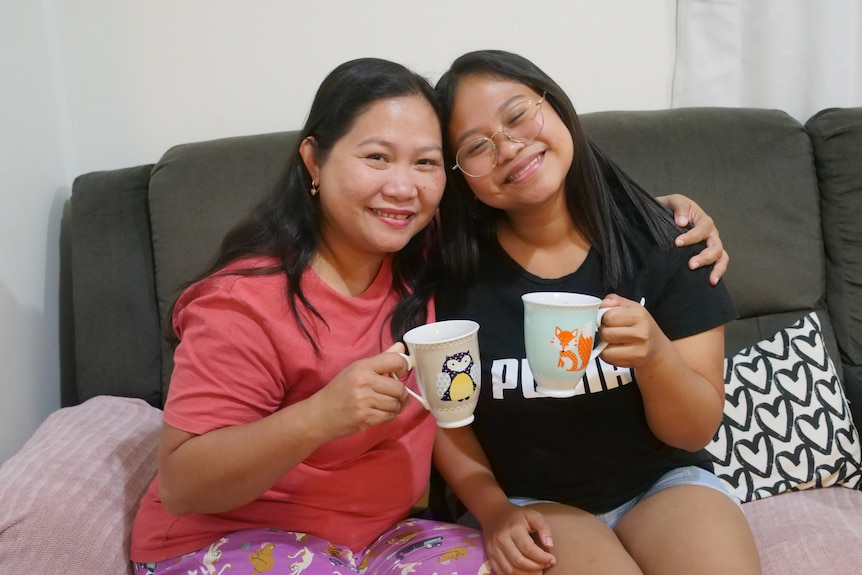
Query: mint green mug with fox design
522 292 608 398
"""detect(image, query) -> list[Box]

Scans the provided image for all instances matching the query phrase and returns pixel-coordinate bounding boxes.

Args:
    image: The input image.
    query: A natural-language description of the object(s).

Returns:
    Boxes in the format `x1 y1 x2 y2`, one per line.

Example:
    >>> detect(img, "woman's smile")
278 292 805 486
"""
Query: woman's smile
371 207 414 225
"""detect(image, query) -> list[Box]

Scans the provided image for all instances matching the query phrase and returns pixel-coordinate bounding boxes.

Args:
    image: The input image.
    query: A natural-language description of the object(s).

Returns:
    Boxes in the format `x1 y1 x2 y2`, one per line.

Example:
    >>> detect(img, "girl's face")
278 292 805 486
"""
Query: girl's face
448 75 573 212
301 95 445 261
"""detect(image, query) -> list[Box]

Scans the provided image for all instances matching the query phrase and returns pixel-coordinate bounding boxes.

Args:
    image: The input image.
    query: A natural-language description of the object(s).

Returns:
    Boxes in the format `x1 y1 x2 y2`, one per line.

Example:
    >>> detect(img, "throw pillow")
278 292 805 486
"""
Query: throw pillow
0 396 162 575
706 312 862 502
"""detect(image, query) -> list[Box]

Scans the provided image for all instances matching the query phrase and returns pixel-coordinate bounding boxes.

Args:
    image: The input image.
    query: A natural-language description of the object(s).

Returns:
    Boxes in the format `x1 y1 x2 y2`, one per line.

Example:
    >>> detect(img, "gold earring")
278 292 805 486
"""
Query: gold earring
310 181 319 196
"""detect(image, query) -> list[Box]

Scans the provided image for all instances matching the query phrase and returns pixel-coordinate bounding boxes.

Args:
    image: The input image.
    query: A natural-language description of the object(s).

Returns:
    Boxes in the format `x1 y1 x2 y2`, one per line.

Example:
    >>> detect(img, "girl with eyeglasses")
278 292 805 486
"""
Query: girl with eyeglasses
425 50 761 575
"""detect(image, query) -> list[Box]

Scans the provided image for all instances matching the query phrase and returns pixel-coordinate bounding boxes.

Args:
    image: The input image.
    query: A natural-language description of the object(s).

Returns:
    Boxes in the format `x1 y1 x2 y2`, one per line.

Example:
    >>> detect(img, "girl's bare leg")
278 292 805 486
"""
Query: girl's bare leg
529 503 644 575
615 485 761 575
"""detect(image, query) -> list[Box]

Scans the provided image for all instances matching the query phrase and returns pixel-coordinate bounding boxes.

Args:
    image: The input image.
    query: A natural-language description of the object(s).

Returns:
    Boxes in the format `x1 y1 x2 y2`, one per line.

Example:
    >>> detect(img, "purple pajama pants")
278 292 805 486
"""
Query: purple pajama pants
133 518 492 575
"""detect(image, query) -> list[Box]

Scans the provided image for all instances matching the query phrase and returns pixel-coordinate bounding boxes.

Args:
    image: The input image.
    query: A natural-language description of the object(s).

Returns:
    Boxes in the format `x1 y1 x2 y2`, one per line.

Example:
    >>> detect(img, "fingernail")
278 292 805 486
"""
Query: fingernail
690 261 699 270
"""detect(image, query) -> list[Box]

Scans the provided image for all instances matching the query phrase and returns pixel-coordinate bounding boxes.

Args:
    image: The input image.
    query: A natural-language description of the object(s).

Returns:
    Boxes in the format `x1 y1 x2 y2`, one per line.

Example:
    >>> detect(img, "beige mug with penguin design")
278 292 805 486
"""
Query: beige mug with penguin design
400 320 481 428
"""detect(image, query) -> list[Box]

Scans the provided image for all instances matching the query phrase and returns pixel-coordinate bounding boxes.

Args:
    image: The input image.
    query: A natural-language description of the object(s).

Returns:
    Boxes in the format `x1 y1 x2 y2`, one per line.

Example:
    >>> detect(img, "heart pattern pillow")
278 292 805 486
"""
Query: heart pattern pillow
706 312 862 502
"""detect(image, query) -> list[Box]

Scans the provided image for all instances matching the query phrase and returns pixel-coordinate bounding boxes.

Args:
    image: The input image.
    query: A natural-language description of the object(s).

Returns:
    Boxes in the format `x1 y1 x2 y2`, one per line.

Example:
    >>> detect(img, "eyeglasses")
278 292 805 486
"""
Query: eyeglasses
451 93 546 178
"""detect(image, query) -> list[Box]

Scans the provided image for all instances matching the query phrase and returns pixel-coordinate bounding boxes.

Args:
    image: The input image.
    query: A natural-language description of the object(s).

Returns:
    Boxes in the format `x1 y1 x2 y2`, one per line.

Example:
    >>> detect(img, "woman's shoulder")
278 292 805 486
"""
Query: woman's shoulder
208 255 284 286
177 256 287 310
217 254 284 276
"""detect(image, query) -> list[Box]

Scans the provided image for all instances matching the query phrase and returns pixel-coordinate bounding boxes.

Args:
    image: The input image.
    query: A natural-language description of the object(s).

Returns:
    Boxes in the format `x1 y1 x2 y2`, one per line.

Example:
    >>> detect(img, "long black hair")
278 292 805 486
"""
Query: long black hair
431 49 681 292
169 58 441 352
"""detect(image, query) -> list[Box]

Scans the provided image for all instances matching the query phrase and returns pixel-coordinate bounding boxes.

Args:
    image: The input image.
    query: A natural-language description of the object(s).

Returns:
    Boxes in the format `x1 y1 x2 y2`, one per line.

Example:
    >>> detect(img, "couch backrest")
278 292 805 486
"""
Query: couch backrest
62 108 862 425
581 108 832 355
147 131 300 393
805 108 862 413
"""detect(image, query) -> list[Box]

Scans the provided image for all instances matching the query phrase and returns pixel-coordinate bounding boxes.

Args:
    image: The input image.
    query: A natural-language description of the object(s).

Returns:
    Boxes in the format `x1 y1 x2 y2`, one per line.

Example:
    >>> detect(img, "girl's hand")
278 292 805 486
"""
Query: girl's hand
311 343 411 439
597 294 667 369
656 193 729 285
482 503 556 575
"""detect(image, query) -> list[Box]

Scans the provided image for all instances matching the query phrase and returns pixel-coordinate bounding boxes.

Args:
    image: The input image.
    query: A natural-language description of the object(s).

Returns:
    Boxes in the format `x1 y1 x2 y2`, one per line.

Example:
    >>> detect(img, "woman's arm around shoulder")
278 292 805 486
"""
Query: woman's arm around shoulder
657 193 729 286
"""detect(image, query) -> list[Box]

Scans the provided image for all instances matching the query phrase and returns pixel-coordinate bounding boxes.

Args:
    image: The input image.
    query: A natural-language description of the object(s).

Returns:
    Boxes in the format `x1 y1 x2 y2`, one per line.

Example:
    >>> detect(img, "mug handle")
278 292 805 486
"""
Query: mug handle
589 307 610 360
394 353 431 410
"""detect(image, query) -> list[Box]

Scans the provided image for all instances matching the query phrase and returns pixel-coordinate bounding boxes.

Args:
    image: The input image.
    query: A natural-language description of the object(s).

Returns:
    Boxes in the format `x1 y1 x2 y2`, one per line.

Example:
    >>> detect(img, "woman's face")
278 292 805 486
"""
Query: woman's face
302 95 445 260
447 75 573 212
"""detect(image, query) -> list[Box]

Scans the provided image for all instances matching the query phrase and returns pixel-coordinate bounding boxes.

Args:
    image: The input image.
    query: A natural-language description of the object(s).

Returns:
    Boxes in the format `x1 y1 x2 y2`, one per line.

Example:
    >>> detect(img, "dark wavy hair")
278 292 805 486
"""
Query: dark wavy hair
431 49 681 292
168 58 441 353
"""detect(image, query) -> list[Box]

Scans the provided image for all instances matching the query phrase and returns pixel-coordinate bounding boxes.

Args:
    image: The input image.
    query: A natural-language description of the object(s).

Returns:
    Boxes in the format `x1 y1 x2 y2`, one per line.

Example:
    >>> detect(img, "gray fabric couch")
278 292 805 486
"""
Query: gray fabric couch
3 107 861 575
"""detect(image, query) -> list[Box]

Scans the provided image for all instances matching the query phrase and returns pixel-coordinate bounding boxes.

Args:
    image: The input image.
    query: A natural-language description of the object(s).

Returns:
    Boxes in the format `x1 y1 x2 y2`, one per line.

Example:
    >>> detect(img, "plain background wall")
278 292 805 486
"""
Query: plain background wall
0 0 676 463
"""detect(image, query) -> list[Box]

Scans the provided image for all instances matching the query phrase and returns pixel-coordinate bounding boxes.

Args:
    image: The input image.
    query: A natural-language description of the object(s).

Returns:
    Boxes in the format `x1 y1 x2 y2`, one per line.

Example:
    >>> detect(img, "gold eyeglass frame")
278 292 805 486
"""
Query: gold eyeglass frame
451 92 547 178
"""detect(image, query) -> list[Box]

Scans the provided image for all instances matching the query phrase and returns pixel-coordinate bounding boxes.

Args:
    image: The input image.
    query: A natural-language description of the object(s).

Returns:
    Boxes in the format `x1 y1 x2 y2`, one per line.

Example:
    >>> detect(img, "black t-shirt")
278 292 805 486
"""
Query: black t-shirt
434 232 736 514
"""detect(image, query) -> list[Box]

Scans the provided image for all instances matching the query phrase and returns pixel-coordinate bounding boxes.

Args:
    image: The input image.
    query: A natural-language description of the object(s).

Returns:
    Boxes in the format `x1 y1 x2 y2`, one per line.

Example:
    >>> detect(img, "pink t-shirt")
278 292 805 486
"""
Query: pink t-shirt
130 257 436 561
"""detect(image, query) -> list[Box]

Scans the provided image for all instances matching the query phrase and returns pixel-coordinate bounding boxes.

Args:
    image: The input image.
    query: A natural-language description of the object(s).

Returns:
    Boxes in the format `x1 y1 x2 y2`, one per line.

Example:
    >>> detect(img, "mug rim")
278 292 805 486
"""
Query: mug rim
403 319 480 346
522 291 601 307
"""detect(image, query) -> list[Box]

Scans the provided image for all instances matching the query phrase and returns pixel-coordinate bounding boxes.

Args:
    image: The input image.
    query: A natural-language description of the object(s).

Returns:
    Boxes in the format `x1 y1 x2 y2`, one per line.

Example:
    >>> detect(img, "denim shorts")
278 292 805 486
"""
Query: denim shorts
509 465 739 529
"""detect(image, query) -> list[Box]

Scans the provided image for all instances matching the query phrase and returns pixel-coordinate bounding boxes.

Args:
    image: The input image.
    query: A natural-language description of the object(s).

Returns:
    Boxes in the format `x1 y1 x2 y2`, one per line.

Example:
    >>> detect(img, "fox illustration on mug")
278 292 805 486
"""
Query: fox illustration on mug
553 322 596 373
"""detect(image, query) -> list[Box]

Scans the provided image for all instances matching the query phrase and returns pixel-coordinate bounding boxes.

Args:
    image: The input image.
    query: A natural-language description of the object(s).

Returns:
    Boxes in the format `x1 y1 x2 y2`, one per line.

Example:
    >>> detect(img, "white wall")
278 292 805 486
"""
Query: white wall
1 1 73 464
0 0 677 462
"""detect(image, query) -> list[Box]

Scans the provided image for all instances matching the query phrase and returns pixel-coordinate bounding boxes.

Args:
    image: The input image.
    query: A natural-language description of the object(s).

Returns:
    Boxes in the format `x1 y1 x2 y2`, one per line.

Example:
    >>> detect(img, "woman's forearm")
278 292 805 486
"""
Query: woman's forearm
157 398 331 515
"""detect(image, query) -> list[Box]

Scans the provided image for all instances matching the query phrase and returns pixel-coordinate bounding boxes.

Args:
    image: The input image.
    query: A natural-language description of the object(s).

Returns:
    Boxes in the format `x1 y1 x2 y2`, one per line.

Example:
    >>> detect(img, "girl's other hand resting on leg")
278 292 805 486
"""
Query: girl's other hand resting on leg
481 502 555 575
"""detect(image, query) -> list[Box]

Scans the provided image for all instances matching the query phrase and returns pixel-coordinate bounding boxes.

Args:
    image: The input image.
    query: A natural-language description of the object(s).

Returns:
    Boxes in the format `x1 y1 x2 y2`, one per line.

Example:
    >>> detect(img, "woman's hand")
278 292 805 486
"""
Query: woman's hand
481 503 556 575
311 343 411 440
656 193 729 285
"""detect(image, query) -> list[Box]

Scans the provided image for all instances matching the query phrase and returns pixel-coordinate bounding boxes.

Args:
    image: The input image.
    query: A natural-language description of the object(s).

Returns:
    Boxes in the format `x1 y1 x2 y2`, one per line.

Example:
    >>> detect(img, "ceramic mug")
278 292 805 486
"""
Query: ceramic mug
400 320 481 428
522 292 608 398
